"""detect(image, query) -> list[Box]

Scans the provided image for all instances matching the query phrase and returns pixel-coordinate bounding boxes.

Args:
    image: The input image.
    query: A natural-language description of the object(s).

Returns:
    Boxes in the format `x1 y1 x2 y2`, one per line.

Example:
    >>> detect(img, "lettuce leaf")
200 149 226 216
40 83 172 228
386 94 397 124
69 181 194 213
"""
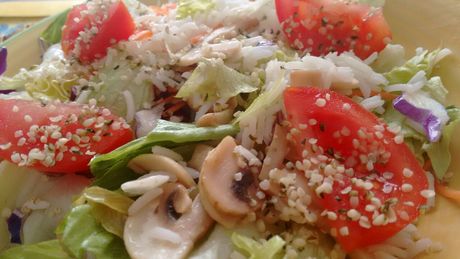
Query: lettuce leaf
176 59 258 102
90 120 239 190
84 51 153 119
41 10 70 44
176 0 215 19
231 233 285 259
56 204 129 259
0 240 70 259
426 106 460 180
75 187 133 238
384 48 451 85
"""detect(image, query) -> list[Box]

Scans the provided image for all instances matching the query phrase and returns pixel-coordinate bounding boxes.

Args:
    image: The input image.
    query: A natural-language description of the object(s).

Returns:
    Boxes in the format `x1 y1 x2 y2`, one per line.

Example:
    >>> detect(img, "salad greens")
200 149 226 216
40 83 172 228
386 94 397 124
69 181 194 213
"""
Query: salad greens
384 48 452 85
90 120 238 190
76 187 133 238
176 59 259 102
0 240 70 259
231 233 285 259
176 0 215 19
56 204 130 259
426 106 460 180
41 10 70 45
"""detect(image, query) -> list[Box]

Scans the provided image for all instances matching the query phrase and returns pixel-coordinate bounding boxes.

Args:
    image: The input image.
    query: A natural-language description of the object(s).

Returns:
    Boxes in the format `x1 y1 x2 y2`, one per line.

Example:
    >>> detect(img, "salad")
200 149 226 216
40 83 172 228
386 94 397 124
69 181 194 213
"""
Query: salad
0 0 458 258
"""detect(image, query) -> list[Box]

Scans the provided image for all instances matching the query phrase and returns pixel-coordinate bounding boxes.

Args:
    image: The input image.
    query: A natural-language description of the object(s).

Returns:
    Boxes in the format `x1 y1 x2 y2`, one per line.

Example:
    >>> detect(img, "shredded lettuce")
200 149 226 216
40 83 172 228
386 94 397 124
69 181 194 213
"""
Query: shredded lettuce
372 44 406 73
56 204 130 259
0 240 70 259
90 120 239 190
384 48 452 85
176 0 215 19
0 45 76 101
176 59 258 102
231 233 285 259
41 10 70 44
426 106 460 180
84 51 153 119
423 76 448 104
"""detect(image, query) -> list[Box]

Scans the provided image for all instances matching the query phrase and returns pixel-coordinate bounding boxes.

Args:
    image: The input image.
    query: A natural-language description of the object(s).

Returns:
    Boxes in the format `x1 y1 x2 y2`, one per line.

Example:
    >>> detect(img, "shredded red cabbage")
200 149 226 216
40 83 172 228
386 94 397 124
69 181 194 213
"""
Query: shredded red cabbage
393 95 442 142
7 210 23 244
0 47 6 75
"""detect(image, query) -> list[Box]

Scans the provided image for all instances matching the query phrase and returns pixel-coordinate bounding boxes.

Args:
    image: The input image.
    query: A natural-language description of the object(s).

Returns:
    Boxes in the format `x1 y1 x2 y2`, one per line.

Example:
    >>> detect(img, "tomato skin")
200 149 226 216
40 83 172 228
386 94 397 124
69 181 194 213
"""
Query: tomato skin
61 1 135 63
284 87 428 251
0 99 134 173
275 0 392 59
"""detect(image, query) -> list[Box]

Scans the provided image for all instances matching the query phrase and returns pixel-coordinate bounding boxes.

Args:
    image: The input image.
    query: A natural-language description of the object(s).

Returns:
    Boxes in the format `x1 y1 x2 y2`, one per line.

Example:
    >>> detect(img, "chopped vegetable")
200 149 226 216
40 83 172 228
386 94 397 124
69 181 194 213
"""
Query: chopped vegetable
231 232 285 259
61 1 135 63
275 0 392 59
0 240 70 259
393 94 444 142
284 87 428 251
176 59 258 103
56 204 130 259
90 120 239 190
7 210 23 244
41 10 70 45
0 47 7 75
176 0 215 19
0 99 134 173
75 187 133 238
384 48 452 85
426 107 460 180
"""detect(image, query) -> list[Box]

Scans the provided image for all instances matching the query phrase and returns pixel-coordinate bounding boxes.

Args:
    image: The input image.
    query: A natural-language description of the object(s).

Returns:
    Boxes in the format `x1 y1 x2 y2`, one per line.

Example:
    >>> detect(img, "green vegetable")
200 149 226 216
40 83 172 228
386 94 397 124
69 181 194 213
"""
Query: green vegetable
90 120 239 190
176 0 215 19
423 76 448 104
384 48 451 85
371 44 406 73
426 106 460 180
76 187 133 238
176 59 258 102
85 52 153 118
56 204 130 259
41 10 70 44
231 232 285 259
0 240 70 259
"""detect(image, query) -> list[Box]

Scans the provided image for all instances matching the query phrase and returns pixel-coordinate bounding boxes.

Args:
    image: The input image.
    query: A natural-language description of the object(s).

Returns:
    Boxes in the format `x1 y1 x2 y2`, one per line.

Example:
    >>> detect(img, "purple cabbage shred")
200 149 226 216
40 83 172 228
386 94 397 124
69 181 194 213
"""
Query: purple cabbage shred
393 95 442 142
0 47 7 75
6 210 23 244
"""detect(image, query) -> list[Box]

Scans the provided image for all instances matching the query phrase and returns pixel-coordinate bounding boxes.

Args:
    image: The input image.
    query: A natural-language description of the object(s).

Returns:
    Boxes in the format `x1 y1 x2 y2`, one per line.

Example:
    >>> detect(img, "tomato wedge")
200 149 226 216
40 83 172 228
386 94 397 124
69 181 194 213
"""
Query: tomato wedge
275 0 391 59
0 99 134 173
61 1 135 63
284 87 429 251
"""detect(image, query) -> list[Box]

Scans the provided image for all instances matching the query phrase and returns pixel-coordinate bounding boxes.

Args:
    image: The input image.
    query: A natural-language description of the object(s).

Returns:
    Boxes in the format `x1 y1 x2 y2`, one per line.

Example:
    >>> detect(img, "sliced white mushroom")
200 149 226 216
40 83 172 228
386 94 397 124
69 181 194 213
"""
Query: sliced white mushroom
128 154 196 188
196 109 234 127
124 183 214 259
188 144 214 171
199 136 260 228
260 124 289 180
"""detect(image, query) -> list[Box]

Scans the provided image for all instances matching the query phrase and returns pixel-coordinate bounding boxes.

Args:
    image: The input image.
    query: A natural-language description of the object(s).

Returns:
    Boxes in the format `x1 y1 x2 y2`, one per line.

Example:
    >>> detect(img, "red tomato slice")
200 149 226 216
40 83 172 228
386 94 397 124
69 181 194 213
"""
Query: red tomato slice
61 1 135 63
0 99 134 173
275 0 391 59
284 87 428 251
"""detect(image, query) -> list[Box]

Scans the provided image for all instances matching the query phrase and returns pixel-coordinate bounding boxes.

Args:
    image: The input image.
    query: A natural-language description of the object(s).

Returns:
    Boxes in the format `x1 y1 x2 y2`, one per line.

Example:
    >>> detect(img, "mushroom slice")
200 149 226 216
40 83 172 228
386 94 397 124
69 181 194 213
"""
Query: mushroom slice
196 109 234 127
124 183 214 259
260 124 289 180
128 154 196 188
199 136 260 228
188 144 214 171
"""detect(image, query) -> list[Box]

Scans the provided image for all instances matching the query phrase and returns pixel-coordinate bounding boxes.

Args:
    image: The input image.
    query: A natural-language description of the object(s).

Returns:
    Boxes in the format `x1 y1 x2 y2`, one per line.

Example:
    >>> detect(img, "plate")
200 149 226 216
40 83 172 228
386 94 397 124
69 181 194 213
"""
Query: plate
2 1 460 258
